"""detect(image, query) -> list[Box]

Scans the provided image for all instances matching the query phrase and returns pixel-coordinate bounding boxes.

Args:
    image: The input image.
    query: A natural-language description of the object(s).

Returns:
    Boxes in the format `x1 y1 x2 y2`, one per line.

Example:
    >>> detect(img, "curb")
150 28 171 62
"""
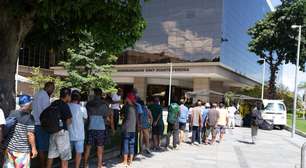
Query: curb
284 125 306 138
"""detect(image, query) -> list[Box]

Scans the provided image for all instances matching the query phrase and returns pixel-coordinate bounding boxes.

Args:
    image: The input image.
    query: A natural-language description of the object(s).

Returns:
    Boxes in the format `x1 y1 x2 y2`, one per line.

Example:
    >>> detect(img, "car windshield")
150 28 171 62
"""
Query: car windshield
265 103 274 111
264 103 285 113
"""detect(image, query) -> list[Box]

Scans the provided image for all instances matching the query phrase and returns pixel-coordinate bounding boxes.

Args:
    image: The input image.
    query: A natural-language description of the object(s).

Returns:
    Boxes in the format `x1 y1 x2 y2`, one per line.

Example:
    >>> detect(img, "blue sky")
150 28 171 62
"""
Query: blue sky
271 0 282 7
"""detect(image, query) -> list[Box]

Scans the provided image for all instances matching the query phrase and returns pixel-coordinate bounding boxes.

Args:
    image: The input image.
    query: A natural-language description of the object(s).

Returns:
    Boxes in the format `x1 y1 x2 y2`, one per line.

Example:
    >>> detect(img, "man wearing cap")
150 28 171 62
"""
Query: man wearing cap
3 95 37 168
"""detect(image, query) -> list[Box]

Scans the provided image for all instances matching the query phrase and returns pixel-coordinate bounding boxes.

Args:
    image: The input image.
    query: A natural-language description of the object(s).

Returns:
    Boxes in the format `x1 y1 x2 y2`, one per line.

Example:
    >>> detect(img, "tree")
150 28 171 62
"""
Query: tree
31 67 67 98
61 32 117 94
0 1 146 113
248 0 305 99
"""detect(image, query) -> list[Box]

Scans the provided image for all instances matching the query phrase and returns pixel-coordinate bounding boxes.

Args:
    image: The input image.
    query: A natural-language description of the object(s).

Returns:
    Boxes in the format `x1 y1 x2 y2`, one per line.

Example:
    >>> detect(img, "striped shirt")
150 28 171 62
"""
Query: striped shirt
6 111 35 153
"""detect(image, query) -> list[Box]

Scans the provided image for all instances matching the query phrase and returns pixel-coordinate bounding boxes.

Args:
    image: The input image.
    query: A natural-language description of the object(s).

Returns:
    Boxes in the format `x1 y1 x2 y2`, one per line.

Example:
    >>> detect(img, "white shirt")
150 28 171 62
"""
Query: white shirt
32 90 50 125
68 103 88 141
0 108 5 125
228 106 237 118
111 93 121 110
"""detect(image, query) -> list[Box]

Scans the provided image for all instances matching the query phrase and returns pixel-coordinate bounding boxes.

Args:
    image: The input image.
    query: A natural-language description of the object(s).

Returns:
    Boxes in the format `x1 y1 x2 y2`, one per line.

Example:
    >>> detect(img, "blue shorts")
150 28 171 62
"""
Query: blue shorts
123 132 136 155
71 141 84 153
35 125 50 151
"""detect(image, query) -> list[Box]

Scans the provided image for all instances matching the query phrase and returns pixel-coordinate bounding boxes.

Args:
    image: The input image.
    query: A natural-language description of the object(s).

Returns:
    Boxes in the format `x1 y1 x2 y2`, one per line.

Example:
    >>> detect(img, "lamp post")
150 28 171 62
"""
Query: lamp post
168 62 173 106
291 25 302 138
259 58 266 100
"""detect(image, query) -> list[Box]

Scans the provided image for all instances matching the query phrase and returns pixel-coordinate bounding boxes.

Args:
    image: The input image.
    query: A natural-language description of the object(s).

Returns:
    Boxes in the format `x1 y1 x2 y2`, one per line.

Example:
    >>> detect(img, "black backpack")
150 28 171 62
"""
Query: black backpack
40 104 61 134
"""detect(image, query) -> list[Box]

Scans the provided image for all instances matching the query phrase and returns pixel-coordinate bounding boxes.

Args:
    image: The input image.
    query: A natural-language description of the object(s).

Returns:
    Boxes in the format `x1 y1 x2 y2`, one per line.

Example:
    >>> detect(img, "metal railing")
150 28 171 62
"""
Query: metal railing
301 142 306 168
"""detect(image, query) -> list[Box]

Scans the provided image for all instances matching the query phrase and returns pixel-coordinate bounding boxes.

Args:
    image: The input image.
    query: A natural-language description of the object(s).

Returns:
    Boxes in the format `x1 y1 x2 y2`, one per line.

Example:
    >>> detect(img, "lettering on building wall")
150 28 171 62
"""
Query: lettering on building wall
117 67 189 73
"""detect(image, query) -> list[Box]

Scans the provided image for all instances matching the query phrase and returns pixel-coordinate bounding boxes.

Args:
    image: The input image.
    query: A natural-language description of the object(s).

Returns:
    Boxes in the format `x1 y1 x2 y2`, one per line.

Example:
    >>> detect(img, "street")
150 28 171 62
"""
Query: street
98 127 304 168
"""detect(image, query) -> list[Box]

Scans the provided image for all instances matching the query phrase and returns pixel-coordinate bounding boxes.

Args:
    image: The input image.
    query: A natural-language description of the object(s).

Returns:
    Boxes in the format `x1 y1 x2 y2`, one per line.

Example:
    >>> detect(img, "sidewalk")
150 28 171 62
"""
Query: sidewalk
91 127 305 168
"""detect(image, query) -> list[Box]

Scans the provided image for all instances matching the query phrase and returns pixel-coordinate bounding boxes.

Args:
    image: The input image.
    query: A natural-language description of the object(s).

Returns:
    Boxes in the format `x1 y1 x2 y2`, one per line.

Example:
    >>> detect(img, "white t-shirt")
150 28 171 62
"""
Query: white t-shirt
217 108 229 126
228 106 237 118
32 90 50 125
68 103 88 141
111 93 121 110
0 108 5 125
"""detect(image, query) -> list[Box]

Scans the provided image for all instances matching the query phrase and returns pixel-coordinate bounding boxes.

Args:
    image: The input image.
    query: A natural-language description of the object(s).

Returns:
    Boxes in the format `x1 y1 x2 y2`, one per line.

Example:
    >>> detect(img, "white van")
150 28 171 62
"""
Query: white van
261 99 287 129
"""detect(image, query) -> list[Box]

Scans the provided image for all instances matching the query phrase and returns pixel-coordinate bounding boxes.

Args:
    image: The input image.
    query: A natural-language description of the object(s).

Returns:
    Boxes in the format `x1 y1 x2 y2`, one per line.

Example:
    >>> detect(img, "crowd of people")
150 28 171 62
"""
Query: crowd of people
0 81 263 168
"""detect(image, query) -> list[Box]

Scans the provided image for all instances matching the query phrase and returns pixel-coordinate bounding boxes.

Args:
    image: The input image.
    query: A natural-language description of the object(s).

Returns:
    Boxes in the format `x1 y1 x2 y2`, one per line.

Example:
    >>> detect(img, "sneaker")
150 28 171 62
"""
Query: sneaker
145 149 152 154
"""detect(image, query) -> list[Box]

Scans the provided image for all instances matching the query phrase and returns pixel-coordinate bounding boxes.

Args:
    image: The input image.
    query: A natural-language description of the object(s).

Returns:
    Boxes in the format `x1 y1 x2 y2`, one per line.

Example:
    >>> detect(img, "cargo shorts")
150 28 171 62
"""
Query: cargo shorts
48 130 71 161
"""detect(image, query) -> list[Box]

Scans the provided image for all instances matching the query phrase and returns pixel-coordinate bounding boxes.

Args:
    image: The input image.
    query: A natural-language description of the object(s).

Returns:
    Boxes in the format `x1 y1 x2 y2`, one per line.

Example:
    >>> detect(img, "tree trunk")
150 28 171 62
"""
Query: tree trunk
0 9 34 115
268 64 278 99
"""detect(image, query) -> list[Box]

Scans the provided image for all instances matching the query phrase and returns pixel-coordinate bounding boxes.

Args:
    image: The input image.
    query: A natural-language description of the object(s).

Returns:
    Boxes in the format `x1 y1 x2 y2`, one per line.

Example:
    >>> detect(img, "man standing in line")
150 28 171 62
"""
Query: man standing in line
227 103 237 129
121 93 139 167
47 88 72 168
68 90 88 168
138 100 153 155
84 88 114 168
32 82 55 168
166 99 180 149
204 103 219 145
148 97 164 151
178 99 188 144
217 103 228 142
3 95 37 168
190 100 202 145
111 88 122 131
201 103 210 143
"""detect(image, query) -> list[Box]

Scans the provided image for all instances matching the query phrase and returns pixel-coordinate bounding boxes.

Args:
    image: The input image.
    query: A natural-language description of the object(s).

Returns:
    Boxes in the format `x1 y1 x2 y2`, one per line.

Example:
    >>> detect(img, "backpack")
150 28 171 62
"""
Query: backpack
40 104 62 134
3 117 17 138
168 103 180 124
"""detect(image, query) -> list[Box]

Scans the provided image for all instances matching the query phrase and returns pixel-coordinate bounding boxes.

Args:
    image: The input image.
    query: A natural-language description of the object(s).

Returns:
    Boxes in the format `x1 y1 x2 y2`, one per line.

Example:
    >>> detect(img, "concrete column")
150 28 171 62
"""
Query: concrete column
193 78 210 102
210 81 224 103
134 77 147 101
210 81 224 93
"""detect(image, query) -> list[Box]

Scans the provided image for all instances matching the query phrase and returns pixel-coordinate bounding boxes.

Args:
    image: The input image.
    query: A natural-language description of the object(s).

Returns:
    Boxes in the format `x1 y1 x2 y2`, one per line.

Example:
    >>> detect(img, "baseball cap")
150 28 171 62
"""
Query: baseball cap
127 92 136 103
205 103 211 108
19 95 32 106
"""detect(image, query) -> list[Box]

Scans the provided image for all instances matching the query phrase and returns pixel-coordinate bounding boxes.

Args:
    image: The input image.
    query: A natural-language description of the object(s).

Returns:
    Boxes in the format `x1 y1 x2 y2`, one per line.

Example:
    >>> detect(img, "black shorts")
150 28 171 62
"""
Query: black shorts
152 125 164 135
179 122 186 130
86 130 106 146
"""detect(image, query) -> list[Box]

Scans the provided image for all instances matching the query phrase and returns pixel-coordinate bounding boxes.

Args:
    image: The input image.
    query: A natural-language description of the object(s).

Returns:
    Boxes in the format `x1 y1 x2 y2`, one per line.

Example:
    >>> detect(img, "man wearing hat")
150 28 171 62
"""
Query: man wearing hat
3 95 37 168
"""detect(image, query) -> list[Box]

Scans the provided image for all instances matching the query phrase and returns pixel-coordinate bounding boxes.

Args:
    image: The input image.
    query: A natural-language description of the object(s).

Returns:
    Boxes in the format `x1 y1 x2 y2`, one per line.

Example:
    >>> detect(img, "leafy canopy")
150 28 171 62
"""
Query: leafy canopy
248 0 306 68
13 0 147 56
61 32 116 93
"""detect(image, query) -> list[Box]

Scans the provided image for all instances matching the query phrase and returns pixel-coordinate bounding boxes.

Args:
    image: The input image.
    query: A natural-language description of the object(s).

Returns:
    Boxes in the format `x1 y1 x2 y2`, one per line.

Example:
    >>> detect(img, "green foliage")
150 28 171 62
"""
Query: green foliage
238 84 304 111
248 0 306 98
22 0 146 58
61 32 116 93
30 67 67 98
224 91 235 107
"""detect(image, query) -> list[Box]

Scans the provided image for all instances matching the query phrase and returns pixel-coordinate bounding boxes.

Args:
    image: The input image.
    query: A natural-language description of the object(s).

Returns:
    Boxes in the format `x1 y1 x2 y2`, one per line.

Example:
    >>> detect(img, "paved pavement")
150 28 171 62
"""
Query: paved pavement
88 127 305 168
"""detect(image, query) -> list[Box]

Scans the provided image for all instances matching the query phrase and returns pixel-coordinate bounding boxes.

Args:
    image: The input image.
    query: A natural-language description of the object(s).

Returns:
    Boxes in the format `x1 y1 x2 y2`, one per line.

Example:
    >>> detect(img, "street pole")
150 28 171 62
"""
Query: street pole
168 62 173 106
261 59 266 100
292 25 302 138
15 57 19 97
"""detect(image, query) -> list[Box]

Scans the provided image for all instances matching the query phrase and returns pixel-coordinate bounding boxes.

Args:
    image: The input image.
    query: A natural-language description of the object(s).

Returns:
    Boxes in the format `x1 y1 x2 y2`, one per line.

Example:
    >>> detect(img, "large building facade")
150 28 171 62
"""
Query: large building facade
113 0 271 104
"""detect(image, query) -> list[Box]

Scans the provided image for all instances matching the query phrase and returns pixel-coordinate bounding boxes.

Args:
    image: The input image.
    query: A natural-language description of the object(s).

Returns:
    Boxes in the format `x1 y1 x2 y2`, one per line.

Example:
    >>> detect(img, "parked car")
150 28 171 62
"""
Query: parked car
261 99 287 130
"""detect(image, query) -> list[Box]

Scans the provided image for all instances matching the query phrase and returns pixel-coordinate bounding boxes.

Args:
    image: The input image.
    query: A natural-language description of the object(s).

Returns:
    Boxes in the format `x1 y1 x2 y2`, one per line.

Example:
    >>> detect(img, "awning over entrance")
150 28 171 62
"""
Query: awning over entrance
185 89 224 97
